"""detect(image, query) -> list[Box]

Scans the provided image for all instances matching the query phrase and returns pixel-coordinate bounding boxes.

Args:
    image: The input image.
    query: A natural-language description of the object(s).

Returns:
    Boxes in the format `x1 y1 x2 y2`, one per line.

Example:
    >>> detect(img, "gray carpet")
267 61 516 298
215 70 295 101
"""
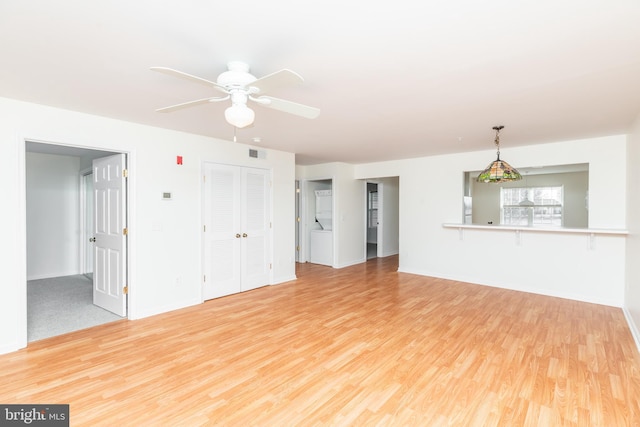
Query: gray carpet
28 274 124 342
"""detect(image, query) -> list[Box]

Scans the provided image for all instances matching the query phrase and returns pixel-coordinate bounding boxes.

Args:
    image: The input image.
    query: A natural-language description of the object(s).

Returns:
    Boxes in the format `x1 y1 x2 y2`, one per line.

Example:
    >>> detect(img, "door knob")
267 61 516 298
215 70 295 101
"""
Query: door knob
89 237 96 242
236 233 241 238
242 233 248 238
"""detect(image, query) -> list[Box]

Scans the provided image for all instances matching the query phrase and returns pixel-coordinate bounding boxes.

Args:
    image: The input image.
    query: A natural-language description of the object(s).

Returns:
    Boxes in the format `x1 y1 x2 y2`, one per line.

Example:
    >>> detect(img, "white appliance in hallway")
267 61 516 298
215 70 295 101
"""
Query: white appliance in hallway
310 190 333 266
314 189 332 231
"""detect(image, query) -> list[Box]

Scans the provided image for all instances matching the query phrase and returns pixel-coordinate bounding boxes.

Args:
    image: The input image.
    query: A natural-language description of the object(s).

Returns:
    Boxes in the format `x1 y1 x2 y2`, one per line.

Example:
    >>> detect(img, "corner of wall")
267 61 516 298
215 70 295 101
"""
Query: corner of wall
623 307 640 354
624 112 640 354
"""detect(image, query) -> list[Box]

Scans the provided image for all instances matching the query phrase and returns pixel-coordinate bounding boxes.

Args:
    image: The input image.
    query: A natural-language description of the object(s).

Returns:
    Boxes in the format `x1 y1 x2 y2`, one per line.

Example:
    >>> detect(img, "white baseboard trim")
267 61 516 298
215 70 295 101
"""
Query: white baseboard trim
381 250 399 257
131 297 201 320
0 333 27 355
271 275 297 285
335 258 366 269
0 342 23 355
27 271 83 281
623 307 640 354
397 267 622 308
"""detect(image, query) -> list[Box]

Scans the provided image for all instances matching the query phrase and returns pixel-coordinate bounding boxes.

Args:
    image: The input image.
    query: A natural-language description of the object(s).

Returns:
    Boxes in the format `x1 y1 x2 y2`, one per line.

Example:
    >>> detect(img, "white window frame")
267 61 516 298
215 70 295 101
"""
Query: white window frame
500 186 564 227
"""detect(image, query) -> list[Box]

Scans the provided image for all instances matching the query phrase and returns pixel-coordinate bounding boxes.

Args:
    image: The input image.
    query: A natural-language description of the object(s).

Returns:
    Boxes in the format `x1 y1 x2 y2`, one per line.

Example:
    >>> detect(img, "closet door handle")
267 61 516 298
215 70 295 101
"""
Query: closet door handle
242 233 248 238
235 233 241 238
89 237 96 243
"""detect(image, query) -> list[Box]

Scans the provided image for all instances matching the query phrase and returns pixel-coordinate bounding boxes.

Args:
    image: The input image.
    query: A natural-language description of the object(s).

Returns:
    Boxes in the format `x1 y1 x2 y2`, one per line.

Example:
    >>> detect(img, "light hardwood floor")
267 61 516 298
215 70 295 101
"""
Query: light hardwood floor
2 256 640 426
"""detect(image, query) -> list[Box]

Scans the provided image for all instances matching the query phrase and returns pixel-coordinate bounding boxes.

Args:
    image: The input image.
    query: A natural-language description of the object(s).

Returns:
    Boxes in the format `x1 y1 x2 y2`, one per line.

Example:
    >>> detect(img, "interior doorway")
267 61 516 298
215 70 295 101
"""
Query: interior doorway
367 182 379 259
25 141 128 342
363 177 400 261
299 178 333 266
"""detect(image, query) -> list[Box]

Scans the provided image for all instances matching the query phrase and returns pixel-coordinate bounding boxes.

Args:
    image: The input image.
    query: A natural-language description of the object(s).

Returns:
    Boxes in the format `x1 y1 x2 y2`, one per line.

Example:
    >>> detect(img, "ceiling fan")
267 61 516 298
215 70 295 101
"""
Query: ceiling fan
151 61 320 128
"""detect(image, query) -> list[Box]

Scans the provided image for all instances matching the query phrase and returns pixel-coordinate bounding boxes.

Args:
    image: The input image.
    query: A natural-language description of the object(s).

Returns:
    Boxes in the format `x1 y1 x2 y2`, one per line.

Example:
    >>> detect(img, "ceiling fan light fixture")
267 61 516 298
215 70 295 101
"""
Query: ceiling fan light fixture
224 104 255 128
152 62 320 126
477 125 522 183
217 61 256 87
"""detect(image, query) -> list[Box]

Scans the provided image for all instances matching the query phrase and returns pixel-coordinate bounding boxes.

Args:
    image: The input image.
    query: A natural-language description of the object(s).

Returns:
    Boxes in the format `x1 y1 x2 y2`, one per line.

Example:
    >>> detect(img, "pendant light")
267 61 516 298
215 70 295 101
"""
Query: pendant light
477 125 522 183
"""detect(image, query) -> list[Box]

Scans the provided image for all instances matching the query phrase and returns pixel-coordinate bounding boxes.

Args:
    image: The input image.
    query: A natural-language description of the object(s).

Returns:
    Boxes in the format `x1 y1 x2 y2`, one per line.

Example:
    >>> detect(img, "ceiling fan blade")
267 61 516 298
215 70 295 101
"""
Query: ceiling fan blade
255 96 320 119
247 69 304 95
151 67 228 93
156 96 229 113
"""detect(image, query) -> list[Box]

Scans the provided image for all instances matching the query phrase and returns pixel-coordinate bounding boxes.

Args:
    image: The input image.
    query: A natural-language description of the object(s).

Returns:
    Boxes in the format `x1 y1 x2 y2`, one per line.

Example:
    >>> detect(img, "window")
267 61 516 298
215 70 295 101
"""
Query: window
368 190 378 228
501 186 563 226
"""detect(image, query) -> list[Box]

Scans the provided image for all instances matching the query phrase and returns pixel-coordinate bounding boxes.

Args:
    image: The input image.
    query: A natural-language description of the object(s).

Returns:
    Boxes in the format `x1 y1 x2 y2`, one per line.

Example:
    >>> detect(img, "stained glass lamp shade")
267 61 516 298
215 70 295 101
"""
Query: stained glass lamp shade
476 126 522 183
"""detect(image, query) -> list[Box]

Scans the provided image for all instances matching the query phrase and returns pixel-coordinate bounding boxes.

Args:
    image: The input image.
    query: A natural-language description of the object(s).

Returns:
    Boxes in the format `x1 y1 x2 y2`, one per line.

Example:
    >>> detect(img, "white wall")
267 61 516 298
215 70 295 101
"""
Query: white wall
0 96 295 354
26 152 82 279
355 135 627 307
625 113 640 349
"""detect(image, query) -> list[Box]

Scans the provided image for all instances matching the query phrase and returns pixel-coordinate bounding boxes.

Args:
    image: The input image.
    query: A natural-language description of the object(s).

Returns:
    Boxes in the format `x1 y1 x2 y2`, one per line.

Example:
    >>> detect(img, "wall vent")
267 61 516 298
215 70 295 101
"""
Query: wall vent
249 148 267 159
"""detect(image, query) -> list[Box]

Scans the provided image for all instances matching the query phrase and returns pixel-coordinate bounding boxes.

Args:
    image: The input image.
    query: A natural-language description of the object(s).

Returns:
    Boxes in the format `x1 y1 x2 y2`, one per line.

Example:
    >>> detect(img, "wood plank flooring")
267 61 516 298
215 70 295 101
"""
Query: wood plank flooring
2 256 640 426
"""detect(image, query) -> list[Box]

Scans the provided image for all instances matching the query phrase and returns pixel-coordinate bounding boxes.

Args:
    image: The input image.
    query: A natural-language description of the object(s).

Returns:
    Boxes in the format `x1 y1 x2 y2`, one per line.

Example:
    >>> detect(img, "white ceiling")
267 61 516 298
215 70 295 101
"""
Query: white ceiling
25 141 115 162
2 1 640 165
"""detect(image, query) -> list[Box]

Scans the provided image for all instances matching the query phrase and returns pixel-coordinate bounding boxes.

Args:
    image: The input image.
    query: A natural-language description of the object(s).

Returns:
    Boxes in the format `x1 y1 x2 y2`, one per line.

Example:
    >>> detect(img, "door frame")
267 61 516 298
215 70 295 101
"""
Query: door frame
80 167 93 278
365 180 384 259
18 137 133 348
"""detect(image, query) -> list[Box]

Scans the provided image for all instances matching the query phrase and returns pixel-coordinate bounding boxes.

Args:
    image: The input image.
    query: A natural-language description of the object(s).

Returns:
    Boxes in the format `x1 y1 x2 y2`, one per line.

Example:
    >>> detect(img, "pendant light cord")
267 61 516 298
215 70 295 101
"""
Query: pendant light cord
493 125 504 160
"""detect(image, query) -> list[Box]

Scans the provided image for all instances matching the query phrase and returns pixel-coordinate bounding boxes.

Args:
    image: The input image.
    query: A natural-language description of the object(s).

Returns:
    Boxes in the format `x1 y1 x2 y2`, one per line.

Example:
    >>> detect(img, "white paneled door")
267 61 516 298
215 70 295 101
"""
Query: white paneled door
203 163 270 300
92 154 127 316
241 168 271 290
